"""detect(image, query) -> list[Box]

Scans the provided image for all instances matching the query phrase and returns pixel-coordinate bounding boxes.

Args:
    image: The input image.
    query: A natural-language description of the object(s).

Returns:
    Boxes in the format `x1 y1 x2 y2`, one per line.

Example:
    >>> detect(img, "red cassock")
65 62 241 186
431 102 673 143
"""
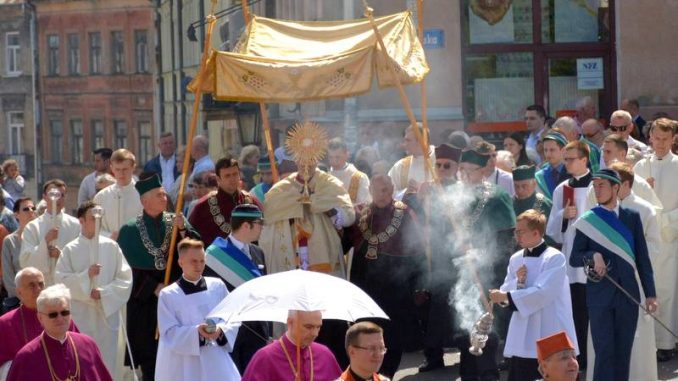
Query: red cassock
188 188 262 246
0 305 79 367
7 331 112 381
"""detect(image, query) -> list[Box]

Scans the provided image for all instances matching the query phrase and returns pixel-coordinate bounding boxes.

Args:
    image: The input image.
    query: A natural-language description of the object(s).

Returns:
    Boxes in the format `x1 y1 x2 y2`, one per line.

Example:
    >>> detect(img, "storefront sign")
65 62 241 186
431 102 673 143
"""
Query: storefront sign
576 58 604 90
423 29 445 49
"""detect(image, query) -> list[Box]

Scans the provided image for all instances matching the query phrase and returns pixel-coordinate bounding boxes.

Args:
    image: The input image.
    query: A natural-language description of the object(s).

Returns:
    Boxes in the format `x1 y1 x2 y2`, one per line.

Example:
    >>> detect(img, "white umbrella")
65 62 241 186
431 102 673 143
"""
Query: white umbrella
207 269 389 323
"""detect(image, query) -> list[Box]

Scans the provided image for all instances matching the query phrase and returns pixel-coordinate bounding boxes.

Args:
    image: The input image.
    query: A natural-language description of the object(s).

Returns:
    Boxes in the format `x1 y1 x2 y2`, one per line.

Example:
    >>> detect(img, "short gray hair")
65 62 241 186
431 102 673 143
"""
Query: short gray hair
610 110 632 124
36 284 71 312
15 267 42 289
552 116 577 134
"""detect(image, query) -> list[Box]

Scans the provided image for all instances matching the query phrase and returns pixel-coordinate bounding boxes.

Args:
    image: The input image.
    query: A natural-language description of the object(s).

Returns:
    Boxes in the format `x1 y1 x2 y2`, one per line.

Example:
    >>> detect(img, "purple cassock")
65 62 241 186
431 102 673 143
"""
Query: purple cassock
241 334 342 381
7 331 112 381
0 305 79 367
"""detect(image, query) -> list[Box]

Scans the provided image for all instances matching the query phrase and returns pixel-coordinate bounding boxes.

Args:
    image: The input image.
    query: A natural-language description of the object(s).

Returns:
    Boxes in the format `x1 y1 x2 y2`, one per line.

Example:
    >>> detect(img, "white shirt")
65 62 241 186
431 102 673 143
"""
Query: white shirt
160 154 177 191
526 127 545 153
627 136 649 155
77 171 100 205
486 167 515 197
190 155 215 182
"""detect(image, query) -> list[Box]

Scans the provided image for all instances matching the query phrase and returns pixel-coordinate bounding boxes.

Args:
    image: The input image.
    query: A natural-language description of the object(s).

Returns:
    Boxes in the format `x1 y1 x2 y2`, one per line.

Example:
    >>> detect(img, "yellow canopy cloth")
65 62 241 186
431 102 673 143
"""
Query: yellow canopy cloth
189 11 429 102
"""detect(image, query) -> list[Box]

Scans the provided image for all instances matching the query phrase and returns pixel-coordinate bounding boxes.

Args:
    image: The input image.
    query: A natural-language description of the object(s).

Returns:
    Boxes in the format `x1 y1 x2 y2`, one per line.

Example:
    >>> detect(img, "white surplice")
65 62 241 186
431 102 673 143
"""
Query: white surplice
156 277 240 381
93 182 142 237
634 151 678 349
546 181 591 284
387 148 436 196
500 246 579 358
55 234 132 375
330 163 372 205
20 211 80 286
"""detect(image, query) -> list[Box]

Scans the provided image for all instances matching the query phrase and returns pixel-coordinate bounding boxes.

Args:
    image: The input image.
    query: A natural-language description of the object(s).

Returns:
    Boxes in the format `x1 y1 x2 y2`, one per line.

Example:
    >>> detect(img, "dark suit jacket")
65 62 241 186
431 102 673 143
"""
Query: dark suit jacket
570 206 656 308
143 154 181 181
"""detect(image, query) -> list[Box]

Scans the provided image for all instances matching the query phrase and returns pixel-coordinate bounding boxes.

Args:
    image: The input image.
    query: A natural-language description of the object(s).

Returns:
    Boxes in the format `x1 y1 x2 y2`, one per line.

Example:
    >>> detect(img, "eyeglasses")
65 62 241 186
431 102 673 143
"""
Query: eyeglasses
436 162 452 170
563 157 583 162
353 345 387 355
609 124 628 132
22 206 36 212
41 310 71 319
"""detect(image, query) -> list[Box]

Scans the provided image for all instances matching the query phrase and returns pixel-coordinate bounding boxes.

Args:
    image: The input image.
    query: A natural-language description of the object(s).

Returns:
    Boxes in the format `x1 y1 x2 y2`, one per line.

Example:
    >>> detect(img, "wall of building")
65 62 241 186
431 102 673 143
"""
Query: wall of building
0 1 37 196
617 0 678 119
35 0 156 212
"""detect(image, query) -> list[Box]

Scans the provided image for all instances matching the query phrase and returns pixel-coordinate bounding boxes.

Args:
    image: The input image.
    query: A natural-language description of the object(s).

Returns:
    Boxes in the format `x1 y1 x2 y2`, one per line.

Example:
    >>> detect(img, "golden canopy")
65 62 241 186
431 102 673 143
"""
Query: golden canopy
189 11 429 102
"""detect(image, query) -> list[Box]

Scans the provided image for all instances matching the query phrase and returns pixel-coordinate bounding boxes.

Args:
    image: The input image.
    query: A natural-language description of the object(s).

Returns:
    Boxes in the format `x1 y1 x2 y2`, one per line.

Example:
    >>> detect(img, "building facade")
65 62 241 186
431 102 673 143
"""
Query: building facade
35 0 156 211
0 0 37 194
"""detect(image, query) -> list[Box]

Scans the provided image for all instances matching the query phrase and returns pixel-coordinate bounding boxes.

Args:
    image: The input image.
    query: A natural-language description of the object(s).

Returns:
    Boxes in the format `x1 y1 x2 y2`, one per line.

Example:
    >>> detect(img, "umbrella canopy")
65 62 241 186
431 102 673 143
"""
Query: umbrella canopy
207 269 389 323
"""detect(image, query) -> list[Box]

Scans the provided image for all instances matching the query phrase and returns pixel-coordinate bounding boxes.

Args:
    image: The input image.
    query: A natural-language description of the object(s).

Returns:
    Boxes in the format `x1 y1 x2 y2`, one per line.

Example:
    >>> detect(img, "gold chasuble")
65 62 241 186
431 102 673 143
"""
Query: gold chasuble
260 169 355 277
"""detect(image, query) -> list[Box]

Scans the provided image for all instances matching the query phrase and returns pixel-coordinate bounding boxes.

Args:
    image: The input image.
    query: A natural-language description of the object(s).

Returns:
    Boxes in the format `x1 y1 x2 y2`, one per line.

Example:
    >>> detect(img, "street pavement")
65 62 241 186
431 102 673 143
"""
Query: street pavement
394 349 678 380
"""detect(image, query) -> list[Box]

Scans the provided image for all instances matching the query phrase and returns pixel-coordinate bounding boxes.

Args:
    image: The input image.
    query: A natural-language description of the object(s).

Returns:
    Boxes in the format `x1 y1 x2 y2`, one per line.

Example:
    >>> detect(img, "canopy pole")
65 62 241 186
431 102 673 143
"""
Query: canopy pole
416 0 431 153
156 0 220 340
242 0 280 183
362 2 437 184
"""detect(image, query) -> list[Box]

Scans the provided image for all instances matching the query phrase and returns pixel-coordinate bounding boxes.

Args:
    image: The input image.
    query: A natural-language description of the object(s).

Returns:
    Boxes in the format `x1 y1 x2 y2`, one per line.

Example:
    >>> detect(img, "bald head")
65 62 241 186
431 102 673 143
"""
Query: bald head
15 267 45 309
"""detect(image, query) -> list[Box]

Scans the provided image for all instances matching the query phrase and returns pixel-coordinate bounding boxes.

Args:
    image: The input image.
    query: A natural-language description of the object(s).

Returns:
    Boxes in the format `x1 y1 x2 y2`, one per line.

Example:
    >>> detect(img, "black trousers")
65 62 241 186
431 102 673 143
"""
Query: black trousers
570 283 588 368
455 331 499 381
507 356 541 381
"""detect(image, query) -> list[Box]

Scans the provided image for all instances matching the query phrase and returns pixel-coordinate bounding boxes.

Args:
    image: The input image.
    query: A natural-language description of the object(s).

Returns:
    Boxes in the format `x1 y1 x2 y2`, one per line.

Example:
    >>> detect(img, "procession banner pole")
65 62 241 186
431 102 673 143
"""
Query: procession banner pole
416 0 430 152
241 0 280 183
361 1 437 184
163 1 218 286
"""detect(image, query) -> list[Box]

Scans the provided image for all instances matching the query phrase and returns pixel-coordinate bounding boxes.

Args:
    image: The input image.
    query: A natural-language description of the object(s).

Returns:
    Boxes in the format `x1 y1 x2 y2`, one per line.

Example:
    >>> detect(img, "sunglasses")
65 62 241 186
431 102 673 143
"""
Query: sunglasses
609 124 628 132
436 162 452 170
22 206 36 212
42 310 71 319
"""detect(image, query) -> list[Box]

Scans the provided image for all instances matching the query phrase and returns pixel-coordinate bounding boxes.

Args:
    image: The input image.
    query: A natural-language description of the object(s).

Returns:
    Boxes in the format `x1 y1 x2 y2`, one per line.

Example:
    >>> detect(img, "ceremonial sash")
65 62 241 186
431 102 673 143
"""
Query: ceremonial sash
348 171 364 203
399 156 412 190
581 137 601 173
206 237 262 287
535 169 551 200
572 207 637 270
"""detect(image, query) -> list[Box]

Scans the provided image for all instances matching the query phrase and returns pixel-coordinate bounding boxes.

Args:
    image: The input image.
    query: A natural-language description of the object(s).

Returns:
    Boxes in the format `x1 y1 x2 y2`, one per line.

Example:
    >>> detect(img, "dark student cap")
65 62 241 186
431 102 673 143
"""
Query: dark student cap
435 143 462 163
513 165 536 181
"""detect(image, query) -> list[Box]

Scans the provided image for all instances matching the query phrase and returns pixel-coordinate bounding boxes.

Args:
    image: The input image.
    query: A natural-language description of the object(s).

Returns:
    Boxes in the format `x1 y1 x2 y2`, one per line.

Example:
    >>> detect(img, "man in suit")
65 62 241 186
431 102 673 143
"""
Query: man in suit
203 203 269 373
570 169 657 381
621 98 647 141
143 132 181 192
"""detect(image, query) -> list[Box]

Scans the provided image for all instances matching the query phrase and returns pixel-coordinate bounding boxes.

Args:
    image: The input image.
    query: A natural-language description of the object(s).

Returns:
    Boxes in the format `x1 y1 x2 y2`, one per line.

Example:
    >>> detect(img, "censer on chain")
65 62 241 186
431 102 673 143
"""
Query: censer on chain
469 305 494 356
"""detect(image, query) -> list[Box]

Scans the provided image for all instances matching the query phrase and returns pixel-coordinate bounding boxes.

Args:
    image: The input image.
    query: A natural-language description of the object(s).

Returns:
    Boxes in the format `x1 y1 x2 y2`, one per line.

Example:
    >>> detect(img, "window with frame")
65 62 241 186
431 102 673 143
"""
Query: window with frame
138 121 152 163
47 34 59 76
50 120 63 162
461 0 614 127
68 34 80 75
5 32 20 76
7 112 23 155
92 119 104 148
89 32 101 74
135 30 148 73
114 120 127 148
71 120 83 164
111 31 124 74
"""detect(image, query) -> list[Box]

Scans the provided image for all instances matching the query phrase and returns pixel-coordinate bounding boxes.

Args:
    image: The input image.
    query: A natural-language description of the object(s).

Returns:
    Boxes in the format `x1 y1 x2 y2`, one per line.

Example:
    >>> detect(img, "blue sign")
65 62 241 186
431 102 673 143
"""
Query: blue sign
423 29 445 49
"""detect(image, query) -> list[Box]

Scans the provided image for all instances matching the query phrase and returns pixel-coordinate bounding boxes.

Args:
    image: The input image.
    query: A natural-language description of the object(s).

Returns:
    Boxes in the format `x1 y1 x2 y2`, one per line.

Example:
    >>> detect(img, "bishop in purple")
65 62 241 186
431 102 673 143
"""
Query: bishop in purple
7 284 112 381
241 310 342 381
0 267 78 375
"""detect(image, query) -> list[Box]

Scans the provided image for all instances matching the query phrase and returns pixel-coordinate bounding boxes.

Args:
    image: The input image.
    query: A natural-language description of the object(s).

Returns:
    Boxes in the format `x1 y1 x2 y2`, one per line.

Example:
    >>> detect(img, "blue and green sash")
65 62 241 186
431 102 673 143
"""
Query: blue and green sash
535 168 551 200
206 237 262 287
572 206 636 270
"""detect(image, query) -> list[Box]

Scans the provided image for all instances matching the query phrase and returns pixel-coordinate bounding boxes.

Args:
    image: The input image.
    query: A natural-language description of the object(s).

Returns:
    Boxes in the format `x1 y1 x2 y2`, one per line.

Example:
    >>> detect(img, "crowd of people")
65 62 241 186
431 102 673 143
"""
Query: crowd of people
0 98 676 381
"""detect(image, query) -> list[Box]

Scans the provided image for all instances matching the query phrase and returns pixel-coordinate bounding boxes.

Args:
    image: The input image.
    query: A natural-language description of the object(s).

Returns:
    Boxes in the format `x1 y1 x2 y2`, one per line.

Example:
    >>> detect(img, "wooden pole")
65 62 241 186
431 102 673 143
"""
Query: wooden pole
162 1 219 286
242 0 280 183
416 0 430 149
362 2 437 184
